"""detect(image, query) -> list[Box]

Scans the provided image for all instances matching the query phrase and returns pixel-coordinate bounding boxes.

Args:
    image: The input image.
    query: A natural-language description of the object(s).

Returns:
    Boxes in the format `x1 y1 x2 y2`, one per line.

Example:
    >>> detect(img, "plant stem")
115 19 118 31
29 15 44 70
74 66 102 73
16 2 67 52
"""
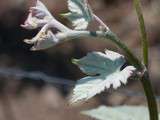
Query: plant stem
133 0 149 67
57 30 143 70
93 14 109 31
141 70 159 120
133 0 158 119
104 31 143 70
104 31 158 120
57 28 158 119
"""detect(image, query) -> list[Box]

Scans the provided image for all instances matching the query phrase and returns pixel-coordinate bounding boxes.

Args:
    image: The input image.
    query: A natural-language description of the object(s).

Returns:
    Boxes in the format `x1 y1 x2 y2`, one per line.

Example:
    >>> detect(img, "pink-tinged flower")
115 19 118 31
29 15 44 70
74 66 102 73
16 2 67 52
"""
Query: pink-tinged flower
21 0 53 29
22 0 72 50
24 27 58 51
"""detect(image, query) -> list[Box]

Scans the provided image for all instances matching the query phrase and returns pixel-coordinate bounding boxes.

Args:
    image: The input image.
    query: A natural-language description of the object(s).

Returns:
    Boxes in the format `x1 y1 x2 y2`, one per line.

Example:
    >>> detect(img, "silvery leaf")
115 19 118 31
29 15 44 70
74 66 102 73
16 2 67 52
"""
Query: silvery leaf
63 0 93 30
82 105 159 120
71 50 136 103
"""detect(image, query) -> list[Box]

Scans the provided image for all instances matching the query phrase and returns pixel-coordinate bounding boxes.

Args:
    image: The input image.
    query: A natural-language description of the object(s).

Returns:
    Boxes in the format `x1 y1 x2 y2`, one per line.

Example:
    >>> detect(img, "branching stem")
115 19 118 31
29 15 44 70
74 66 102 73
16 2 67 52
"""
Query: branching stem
56 28 158 120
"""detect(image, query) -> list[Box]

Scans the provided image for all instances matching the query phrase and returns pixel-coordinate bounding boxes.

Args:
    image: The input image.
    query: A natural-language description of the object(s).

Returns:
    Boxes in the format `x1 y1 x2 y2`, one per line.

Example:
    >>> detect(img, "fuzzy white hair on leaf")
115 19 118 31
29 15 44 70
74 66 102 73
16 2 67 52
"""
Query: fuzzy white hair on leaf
62 0 93 30
71 50 136 103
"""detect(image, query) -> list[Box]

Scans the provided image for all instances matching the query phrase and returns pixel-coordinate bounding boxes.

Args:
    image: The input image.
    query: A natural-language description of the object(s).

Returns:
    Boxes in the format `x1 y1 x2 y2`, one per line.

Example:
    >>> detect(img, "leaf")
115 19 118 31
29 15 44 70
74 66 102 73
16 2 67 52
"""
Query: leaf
82 105 160 120
62 0 93 30
71 50 136 103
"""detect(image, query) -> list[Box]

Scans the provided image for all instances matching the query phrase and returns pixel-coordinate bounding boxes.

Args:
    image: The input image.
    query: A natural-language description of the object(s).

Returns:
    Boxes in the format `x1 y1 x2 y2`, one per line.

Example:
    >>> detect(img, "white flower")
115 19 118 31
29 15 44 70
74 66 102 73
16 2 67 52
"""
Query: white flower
24 26 58 51
21 0 53 29
21 0 108 51
22 0 73 50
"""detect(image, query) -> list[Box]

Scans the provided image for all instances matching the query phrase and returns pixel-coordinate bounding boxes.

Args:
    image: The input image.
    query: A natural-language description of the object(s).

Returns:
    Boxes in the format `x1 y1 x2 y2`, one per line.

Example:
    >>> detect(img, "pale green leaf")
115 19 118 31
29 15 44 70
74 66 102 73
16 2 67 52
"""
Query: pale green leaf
82 105 160 120
71 50 136 103
63 0 93 30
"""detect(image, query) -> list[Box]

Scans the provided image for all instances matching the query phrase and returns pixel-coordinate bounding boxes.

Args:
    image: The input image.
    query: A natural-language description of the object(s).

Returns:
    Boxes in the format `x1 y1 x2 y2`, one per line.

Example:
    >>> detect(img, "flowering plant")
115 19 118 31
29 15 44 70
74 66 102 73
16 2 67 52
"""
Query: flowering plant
22 0 158 120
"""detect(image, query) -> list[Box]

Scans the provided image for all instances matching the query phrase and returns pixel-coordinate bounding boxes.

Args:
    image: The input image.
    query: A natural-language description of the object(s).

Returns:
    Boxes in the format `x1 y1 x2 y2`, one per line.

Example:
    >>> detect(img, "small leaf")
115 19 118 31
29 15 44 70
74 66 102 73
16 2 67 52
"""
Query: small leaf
82 105 159 120
63 0 93 30
71 50 136 103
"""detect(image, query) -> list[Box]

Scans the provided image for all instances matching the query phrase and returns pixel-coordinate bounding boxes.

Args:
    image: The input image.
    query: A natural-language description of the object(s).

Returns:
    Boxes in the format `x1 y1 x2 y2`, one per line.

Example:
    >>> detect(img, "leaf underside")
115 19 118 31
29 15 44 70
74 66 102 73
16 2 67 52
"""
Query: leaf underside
71 50 136 103
63 0 93 30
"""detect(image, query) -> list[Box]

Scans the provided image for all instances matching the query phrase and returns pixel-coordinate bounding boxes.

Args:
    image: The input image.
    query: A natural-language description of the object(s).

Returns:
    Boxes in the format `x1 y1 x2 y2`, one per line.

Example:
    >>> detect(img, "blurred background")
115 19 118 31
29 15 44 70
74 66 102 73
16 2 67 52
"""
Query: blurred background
0 0 160 120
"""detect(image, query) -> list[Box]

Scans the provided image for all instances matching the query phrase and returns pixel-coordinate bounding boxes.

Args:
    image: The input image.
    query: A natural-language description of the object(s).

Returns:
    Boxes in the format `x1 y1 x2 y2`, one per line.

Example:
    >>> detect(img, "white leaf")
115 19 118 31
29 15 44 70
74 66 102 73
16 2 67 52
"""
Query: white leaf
71 50 136 103
63 0 93 30
82 105 159 120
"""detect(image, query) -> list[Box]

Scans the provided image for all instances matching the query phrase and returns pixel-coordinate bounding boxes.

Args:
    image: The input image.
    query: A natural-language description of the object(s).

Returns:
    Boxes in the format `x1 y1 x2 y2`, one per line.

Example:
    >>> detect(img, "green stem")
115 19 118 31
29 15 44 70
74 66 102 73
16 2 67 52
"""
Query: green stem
103 30 158 120
141 70 159 120
104 31 143 70
133 0 158 119
57 28 158 119
133 0 149 67
58 28 158 120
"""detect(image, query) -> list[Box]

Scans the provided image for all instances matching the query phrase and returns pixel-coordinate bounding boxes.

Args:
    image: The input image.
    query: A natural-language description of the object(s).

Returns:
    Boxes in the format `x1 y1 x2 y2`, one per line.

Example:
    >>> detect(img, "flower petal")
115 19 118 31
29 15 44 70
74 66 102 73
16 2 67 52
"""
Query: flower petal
24 29 58 51
21 0 53 29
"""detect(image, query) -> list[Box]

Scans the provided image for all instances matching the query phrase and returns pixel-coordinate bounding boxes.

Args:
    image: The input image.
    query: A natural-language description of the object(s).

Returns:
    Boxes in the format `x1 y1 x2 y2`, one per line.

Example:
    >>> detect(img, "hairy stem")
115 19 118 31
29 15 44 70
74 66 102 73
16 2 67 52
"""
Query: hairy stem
103 31 143 69
57 30 142 69
93 14 109 31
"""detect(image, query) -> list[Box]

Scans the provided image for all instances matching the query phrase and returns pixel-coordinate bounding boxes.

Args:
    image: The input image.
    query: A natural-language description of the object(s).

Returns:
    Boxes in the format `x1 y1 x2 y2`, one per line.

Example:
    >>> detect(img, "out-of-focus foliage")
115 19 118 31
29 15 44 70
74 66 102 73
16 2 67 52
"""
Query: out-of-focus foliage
82 105 160 120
